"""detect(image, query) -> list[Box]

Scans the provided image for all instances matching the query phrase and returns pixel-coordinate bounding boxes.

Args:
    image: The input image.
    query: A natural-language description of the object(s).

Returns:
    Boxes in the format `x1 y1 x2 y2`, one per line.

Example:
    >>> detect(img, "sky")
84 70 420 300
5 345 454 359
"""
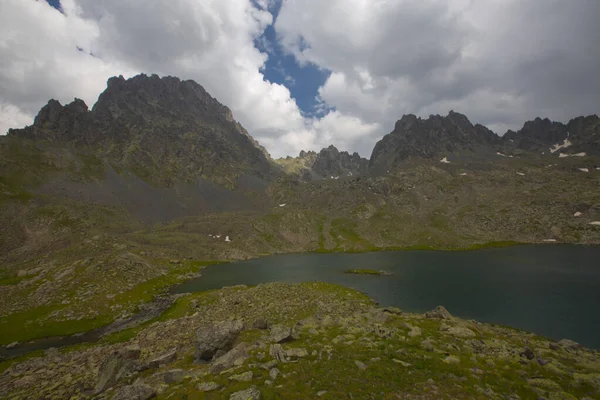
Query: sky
0 0 598 158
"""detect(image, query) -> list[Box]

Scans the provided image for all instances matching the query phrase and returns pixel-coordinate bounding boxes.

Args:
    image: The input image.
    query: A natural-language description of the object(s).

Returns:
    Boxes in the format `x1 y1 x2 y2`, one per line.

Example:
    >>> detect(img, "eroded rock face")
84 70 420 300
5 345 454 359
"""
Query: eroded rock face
194 320 243 362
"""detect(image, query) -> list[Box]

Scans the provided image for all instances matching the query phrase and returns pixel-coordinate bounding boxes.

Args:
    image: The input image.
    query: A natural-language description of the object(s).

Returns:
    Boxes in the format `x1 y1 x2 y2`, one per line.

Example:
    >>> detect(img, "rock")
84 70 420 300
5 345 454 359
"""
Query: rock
5 342 19 349
269 324 293 343
229 371 253 382
230 386 261 400
95 349 140 393
317 390 328 397
148 350 177 369
252 319 269 330
420 338 434 351
519 347 535 360
260 360 278 370
170 259 181 265
425 306 453 319
446 326 476 338
269 367 280 380
210 342 250 373
381 307 402 315
122 346 142 360
443 355 461 365
392 359 412 367
408 326 422 337
355 360 368 370
558 339 582 350
197 381 221 392
163 369 186 384
270 344 287 363
111 384 156 400
190 299 199 309
195 320 243 362
284 347 308 358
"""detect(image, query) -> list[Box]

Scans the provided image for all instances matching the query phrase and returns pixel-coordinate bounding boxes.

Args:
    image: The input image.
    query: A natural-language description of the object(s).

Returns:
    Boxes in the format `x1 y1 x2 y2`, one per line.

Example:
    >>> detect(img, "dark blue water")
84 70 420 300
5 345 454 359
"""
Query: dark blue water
173 245 600 348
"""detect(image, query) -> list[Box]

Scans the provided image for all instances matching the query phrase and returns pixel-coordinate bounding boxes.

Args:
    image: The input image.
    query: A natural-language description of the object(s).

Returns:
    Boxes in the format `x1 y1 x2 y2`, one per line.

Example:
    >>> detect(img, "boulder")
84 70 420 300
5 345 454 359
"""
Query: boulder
197 382 222 392
269 367 280 380
163 369 186 384
354 360 368 370
95 350 140 394
269 325 293 343
210 342 250 373
147 350 177 369
519 347 535 360
285 348 308 358
558 339 582 350
111 384 156 400
195 320 243 362
425 306 453 320
381 307 402 315
252 319 269 330
230 386 261 400
446 326 476 338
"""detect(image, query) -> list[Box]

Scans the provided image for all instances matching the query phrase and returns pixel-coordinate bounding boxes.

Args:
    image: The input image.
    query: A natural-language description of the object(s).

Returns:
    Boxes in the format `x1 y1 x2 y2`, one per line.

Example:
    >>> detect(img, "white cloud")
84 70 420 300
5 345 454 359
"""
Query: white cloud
276 0 600 140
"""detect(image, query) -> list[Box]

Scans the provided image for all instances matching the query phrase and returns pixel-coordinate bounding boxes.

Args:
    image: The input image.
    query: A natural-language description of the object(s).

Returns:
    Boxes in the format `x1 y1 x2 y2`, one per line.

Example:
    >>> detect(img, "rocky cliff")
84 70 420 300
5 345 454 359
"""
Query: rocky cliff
8 74 279 187
276 145 369 180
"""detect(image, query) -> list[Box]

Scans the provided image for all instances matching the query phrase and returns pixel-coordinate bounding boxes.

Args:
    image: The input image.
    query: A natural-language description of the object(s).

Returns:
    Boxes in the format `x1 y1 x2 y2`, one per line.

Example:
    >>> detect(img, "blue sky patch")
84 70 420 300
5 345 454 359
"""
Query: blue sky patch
253 1 332 118
45 0 62 11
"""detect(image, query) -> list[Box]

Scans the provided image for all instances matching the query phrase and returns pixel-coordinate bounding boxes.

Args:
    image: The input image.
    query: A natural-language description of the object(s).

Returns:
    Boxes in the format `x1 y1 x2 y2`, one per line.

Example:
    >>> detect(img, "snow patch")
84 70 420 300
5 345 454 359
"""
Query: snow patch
574 212 582 217
578 168 589 173
543 239 557 242
550 138 572 154
225 236 231 242
460 173 467 176
572 152 587 157
279 203 286 207
589 221 600 226
348 171 353 176
558 153 569 158
440 157 450 164
516 172 525 176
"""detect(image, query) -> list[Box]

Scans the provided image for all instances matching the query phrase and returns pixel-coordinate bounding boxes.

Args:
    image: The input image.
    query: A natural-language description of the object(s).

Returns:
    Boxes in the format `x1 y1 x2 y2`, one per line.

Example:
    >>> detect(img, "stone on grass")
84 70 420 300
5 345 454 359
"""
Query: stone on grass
443 355 461 365
392 359 412 367
260 360 278 370
230 386 261 400
252 319 269 330
317 390 328 397
284 347 308 358
446 326 476 338
425 306 453 320
229 371 253 382
355 360 368 370
111 384 156 400
269 367 280 380
197 381 221 392
270 344 287 363
558 339 582 350
269 325 293 343
408 326 422 337
195 320 243 362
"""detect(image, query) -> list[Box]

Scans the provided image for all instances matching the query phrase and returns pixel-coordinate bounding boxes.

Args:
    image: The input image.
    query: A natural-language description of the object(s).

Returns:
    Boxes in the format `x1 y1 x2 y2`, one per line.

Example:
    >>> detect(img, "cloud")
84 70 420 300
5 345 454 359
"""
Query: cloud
276 0 600 140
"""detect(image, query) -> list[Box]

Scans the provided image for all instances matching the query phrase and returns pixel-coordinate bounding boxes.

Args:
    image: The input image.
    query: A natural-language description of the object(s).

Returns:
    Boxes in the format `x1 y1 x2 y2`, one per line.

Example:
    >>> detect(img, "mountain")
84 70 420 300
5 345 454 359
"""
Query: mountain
503 115 600 156
369 111 500 171
8 74 279 188
276 145 369 180
370 111 600 171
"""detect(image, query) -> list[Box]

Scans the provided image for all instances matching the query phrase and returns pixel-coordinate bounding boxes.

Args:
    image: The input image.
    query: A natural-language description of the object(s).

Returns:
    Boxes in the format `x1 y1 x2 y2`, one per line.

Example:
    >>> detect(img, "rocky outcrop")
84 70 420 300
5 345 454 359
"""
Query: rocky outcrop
8 74 280 187
503 114 600 156
95 347 141 393
369 111 501 171
276 145 368 180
